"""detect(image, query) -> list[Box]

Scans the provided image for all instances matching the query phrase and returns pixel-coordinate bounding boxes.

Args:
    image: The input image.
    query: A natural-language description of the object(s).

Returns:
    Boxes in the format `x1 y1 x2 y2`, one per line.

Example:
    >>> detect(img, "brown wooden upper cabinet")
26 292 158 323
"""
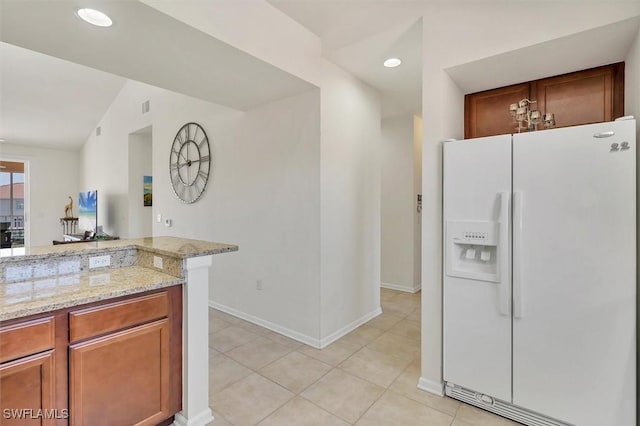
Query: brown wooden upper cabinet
464 62 625 139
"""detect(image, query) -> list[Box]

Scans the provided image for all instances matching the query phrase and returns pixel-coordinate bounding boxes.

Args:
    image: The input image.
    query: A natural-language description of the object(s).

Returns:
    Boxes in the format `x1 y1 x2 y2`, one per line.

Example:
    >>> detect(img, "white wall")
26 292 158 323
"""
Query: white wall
626 27 640 123
127 128 153 238
79 0 382 347
319 62 381 343
80 81 154 237
205 90 322 343
0 143 79 246
138 2 383 345
419 64 464 394
413 116 423 290
80 79 324 343
381 114 419 292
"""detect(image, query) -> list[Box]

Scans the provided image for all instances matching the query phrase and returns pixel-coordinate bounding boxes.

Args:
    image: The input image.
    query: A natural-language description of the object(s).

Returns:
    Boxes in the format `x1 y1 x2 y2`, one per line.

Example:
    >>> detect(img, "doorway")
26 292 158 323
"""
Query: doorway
127 126 153 238
0 160 26 248
380 115 423 294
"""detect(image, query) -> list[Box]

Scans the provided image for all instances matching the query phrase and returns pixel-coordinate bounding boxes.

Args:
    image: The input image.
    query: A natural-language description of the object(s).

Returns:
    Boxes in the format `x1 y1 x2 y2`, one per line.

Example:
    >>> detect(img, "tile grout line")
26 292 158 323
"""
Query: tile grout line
209 291 514 426
349 386 388 425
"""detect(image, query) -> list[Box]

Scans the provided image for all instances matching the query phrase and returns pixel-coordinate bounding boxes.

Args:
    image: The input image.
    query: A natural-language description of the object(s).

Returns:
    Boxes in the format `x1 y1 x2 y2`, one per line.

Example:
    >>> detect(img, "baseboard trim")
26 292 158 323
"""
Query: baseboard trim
319 306 382 348
172 408 214 426
418 377 444 396
209 301 322 348
381 282 421 293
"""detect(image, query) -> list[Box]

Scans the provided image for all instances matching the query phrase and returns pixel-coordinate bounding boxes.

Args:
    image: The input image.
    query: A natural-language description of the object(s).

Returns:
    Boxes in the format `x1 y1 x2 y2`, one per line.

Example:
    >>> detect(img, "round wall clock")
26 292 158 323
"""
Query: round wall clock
169 122 211 204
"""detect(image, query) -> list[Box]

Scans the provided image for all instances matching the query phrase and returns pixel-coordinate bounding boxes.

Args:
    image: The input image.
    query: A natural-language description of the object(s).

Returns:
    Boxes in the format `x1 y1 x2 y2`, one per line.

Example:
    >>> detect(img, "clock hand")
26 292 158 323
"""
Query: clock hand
178 159 203 168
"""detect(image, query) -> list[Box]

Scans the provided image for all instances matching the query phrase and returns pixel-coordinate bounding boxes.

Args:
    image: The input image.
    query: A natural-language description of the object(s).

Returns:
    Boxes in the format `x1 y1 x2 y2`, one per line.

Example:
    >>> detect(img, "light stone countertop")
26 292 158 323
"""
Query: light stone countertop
0 236 238 263
0 236 239 321
0 266 183 321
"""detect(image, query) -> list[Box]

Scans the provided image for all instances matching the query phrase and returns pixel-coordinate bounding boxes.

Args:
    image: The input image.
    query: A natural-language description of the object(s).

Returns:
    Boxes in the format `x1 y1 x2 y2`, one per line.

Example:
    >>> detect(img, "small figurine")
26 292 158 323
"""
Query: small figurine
64 196 73 218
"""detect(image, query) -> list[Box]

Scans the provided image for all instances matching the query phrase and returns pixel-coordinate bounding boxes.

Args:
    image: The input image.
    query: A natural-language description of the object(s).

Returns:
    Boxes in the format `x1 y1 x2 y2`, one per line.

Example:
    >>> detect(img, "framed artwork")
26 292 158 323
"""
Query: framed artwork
143 176 152 206
78 190 97 232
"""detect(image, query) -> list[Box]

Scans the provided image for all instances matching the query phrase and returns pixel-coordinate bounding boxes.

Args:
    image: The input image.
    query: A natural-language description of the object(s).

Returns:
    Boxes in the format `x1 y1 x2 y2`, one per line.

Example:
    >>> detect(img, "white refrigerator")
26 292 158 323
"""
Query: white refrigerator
443 119 636 426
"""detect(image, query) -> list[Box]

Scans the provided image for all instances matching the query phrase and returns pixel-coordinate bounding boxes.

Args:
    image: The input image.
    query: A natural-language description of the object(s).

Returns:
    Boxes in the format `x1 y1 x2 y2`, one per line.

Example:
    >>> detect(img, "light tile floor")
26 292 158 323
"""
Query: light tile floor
207 288 521 426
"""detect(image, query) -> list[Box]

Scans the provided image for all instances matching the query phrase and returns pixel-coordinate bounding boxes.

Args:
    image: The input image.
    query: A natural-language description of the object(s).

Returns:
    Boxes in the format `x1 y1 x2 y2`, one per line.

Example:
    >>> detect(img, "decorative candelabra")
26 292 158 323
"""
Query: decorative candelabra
60 217 78 235
509 99 555 132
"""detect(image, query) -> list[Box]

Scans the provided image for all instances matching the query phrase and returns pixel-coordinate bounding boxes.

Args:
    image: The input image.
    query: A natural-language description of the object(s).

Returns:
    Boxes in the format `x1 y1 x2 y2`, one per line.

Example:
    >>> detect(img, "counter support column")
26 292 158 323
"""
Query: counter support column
173 255 214 426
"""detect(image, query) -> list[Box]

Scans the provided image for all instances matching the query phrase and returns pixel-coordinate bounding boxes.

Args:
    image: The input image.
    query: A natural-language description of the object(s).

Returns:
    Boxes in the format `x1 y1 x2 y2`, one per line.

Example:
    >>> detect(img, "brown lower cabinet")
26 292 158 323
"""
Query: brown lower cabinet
0 286 182 426
70 320 170 426
0 351 56 426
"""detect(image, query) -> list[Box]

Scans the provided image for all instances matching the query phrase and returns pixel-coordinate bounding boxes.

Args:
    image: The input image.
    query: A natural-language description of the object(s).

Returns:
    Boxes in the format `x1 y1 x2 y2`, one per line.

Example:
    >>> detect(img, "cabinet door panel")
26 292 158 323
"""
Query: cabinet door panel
0 351 56 426
465 83 529 139
535 65 615 128
464 63 624 138
70 319 170 426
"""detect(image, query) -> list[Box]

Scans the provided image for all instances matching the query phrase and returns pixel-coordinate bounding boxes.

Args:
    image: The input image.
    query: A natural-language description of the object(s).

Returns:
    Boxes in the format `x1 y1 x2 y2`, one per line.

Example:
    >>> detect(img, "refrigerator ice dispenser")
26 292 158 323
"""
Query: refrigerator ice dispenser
446 220 500 282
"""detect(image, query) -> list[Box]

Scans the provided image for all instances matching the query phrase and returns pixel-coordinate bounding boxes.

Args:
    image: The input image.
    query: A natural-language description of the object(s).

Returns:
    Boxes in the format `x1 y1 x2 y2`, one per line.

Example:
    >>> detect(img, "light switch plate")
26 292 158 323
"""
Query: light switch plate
153 256 163 269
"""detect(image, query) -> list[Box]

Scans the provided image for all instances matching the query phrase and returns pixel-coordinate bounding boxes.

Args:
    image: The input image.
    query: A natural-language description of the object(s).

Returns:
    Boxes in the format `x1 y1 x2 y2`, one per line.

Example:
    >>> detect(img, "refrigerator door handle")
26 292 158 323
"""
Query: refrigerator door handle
498 191 510 316
593 131 615 138
513 191 524 318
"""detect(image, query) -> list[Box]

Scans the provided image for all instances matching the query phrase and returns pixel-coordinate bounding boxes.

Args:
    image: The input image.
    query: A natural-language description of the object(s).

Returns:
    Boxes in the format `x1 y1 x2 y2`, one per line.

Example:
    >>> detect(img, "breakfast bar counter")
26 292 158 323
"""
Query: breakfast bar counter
0 236 237 320
0 236 238 426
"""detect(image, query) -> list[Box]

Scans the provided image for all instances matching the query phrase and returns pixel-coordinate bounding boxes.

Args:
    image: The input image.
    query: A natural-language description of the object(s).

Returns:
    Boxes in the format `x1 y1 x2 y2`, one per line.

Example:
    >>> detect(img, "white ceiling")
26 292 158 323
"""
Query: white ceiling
0 42 126 149
446 16 640 94
2 0 640 150
0 0 315 148
269 0 424 51
269 0 424 118
268 1 640 119
327 18 423 118
0 1 315 111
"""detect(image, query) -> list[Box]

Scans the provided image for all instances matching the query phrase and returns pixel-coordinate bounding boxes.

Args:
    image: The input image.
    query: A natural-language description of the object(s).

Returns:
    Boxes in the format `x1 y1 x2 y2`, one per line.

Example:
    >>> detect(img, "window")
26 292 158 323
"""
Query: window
0 162 25 247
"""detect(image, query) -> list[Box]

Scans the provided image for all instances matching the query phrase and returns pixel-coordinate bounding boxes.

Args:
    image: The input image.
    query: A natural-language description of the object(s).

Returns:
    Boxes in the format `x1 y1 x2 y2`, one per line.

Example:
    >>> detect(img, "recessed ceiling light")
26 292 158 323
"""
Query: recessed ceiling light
76 8 113 27
383 58 402 68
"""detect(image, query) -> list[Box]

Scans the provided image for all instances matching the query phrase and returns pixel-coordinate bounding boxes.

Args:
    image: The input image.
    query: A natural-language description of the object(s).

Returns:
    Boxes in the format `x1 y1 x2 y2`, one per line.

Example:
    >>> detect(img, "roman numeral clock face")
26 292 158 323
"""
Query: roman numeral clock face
169 122 211 203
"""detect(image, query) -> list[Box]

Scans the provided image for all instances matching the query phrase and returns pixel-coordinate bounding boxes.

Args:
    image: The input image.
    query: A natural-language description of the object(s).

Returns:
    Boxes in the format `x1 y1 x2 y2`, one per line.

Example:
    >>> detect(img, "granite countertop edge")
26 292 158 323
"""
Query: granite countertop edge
137 244 239 259
0 237 237 321
0 270 185 322
0 236 239 264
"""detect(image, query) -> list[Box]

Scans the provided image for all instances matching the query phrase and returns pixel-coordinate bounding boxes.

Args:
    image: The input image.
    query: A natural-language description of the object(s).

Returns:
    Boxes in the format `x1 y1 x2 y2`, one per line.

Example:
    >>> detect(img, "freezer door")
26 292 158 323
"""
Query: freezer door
512 120 636 425
443 135 512 402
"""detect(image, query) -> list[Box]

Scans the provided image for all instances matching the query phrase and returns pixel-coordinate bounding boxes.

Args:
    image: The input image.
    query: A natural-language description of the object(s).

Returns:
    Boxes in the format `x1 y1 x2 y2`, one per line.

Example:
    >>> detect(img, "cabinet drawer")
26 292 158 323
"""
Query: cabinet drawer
69 292 169 343
0 317 55 364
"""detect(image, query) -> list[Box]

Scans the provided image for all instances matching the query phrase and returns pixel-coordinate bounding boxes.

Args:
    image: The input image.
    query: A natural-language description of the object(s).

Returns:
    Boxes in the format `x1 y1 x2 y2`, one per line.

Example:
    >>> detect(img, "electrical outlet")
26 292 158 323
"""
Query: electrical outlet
153 256 163 269
156 214 162 223
89 255 111 269
164 218 172 227
256 280 263 291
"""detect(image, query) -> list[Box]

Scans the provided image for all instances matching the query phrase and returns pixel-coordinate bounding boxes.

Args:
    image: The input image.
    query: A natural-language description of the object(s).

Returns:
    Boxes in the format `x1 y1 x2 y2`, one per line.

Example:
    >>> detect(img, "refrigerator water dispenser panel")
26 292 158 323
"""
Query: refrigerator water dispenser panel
446 221 500 282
